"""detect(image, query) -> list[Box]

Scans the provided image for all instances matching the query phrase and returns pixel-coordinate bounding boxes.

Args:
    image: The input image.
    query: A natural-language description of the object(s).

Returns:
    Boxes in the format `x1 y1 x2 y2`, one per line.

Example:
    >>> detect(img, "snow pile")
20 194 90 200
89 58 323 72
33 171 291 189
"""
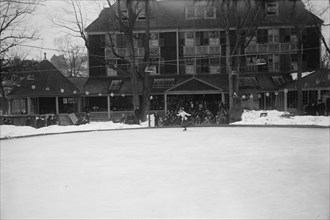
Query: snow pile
0 120 148 139
0 110 329 138
232 110 330 126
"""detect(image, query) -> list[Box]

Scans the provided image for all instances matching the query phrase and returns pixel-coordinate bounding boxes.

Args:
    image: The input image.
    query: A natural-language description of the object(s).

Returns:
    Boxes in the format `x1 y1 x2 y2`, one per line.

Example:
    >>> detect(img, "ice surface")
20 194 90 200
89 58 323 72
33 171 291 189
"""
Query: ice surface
0 110 329 219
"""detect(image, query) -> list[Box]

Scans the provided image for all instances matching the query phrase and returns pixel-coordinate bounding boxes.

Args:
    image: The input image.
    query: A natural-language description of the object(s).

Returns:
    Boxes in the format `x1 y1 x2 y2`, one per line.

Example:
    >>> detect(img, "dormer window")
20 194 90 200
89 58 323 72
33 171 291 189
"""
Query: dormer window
266 1 279 16
205 7 216 19
137 7 146 20
186 7 196 19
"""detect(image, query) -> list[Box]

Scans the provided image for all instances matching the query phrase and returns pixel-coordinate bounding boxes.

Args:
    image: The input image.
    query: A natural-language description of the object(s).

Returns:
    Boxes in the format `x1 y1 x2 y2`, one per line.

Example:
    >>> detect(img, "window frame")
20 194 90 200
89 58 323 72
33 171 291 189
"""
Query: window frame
266 1 279 16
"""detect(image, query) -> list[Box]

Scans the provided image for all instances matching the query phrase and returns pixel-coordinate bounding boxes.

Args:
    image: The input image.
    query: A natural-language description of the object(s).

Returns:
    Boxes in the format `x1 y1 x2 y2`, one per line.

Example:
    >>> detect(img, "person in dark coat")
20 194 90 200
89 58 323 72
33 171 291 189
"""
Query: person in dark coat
326 97 330 116
35 117 44 129
134 107 141 124
154 111 160 127
47 115 53 126
26 117 33 127
317 99 326 116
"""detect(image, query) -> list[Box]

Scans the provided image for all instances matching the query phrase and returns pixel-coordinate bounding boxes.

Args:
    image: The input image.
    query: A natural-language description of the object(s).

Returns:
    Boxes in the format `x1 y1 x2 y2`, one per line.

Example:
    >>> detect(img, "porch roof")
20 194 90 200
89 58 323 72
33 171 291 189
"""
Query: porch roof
7 60 80 98
281 69 330 90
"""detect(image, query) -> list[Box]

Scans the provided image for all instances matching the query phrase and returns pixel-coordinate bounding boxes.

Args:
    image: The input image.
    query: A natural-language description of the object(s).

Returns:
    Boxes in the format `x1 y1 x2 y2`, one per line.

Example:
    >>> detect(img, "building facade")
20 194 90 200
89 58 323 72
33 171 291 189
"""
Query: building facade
83 0 324 119
4 0 328 124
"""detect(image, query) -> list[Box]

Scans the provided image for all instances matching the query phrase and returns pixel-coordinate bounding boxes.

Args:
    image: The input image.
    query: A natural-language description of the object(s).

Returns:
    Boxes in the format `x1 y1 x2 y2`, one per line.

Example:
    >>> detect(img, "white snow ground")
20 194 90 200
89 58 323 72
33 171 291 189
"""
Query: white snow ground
1 110 329 219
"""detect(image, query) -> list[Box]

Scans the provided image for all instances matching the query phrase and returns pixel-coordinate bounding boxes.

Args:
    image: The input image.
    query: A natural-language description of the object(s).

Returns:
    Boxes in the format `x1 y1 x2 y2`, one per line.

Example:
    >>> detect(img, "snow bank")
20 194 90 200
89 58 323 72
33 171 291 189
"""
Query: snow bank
0 110 329 138
231 110 330 127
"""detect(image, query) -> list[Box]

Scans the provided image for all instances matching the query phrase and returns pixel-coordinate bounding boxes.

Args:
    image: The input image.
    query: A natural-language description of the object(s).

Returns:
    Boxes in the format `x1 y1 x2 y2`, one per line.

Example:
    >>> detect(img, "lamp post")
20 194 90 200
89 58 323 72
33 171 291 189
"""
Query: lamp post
148 95 153 127
108 92 114 120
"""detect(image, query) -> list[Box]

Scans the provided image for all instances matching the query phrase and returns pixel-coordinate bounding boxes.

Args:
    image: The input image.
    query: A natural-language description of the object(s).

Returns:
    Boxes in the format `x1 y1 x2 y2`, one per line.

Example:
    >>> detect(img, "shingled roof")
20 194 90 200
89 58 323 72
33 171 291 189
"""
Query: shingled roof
85 0 322 33
8 60 80 98
283 69 330 90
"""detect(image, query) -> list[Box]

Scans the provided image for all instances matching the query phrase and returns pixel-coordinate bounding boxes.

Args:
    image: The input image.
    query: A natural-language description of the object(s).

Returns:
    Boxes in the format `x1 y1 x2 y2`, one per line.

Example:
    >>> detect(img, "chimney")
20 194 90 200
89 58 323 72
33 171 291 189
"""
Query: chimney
44 53 47 60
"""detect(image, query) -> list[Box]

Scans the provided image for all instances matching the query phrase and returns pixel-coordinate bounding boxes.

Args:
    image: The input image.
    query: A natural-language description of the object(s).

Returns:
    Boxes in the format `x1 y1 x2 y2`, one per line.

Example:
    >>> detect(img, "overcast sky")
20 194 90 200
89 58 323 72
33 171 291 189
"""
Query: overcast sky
16 0 330 60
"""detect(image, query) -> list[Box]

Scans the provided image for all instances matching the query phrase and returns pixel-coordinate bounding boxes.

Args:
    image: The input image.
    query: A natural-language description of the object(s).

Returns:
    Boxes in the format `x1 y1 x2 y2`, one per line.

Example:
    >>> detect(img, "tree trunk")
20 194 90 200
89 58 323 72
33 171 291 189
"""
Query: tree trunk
0 83 8 115
140 0 150 122
226 29 233 112
297 28 303 115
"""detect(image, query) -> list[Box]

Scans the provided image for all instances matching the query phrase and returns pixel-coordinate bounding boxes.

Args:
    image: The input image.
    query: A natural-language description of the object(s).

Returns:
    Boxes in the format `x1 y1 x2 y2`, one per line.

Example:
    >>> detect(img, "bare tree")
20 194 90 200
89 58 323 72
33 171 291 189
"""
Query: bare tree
105 0 152 121
291 0 325 114
0 0 41 56
50 0 90 50
209 0 263 122
0 0 42 114
304 0 330 61
53 35 88 77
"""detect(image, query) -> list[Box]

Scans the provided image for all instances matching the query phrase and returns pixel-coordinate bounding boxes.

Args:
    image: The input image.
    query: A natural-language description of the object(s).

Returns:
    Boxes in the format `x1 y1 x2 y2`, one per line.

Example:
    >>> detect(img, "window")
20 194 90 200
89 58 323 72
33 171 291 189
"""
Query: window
291 54 298 70
149 33 159 47
247 55 258 72
184 46 195 56
239 77 259 87
257 29 268 43
107 60 117 76
272 76 285 86
185 6 203 19
268 54 280 72
152 78 175 89
63 98 77 104
210 57 220 74
109 80 122 91
195 31 209 46
185 7 195 19
197 57 209 74
268 29 279 43
137 7 146 20
149 58 160 75
116 34 127 48
209 31 219 45
279 29 291 43
149 48 160 57
266 1 279 16
10 99 27 114
185 32 195 46
205 7 216 19
185 58 195 74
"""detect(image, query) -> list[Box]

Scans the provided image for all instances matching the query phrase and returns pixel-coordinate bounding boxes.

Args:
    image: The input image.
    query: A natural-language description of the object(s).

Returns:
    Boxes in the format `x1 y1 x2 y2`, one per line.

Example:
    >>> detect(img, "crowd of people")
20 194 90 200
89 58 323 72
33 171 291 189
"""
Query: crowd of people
154 102 230 127
304 98 330 116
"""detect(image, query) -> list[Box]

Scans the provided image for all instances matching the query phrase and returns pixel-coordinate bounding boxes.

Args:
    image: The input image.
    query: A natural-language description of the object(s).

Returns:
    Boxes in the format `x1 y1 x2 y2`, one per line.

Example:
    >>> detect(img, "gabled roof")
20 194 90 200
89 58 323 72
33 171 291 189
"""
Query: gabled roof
86 0 322 33
166 75 223 93
68 77 89 92
8 60 79 98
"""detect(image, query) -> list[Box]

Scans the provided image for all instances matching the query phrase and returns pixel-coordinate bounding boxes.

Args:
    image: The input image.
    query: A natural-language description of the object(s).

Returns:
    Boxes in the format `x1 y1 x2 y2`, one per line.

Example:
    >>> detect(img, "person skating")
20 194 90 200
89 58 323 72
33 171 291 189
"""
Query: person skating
177 107 191 131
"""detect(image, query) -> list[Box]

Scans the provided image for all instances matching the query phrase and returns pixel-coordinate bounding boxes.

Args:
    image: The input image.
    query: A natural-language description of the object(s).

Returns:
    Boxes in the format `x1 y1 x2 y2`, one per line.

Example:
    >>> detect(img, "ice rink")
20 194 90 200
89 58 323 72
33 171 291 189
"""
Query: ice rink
1 127 329 219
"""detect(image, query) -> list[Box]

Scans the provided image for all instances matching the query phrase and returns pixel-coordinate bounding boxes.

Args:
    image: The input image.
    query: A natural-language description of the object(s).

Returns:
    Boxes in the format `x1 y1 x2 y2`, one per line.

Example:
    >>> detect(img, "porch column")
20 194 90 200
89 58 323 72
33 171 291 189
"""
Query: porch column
8 98 11 115
284 91 288 112
77 97 81 113
55 97 59 115
164 94 167 113
176 29 179 75
221 93 225 104
27 97 31 115
318 90 321 100
107 95 111 120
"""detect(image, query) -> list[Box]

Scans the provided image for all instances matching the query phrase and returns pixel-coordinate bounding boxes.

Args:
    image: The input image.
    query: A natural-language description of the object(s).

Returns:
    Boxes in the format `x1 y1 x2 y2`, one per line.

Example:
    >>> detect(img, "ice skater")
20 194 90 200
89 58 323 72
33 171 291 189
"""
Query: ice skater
177 107 191 131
